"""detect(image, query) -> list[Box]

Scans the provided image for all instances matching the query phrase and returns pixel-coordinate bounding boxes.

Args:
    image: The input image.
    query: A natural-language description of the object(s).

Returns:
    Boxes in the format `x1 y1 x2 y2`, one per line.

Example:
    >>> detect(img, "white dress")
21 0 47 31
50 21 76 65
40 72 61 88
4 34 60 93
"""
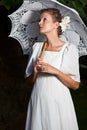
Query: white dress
25 42 80 130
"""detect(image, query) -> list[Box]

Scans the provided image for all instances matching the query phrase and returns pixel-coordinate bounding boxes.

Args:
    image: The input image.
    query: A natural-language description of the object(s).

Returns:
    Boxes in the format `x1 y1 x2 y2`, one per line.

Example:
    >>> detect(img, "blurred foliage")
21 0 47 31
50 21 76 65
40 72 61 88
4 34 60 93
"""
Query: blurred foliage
80 64 87 69
0 0 23 10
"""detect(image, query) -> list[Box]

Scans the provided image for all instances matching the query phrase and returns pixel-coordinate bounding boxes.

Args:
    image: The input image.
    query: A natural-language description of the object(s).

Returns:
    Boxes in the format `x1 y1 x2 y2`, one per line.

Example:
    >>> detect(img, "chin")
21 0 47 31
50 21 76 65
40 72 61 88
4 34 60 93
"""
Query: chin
40 31 45 35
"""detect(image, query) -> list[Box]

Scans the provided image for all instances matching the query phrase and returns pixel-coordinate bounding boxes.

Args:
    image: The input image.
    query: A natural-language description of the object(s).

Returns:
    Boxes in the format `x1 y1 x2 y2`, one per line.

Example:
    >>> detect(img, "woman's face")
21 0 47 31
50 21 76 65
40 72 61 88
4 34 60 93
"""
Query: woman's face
39 12 59 35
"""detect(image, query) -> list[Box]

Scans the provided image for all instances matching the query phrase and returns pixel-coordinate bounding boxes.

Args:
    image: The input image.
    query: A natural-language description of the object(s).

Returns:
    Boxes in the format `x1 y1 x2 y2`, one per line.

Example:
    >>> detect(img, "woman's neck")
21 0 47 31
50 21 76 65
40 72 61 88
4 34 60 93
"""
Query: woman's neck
44 37 65 52
46 37 64 48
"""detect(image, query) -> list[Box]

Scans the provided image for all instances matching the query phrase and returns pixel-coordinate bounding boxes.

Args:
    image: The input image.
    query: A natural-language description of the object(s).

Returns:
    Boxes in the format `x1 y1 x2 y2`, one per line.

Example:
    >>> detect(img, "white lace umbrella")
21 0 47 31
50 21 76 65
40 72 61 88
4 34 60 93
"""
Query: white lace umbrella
8 0 87 56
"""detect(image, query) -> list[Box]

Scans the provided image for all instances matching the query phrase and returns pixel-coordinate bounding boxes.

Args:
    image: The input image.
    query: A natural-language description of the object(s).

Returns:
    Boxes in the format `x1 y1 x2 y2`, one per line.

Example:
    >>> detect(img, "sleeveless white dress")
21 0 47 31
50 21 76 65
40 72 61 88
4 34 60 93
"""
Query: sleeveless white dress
25 42 80 130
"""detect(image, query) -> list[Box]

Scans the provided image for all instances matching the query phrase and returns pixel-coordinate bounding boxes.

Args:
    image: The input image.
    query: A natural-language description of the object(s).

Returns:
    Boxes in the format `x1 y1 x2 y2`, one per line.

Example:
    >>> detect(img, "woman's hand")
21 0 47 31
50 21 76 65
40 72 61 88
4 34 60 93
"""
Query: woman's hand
35 58 57 75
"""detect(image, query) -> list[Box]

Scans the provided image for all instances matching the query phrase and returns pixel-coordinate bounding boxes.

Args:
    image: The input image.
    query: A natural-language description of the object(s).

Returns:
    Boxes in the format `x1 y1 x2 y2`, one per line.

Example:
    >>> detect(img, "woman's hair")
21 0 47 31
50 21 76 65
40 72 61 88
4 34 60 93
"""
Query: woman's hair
40 8 62 35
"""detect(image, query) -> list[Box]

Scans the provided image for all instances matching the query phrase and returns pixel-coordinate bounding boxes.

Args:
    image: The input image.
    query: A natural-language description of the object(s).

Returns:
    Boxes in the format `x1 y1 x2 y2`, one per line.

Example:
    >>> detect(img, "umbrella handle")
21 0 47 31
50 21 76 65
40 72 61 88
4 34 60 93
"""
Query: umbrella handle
39 41 47 60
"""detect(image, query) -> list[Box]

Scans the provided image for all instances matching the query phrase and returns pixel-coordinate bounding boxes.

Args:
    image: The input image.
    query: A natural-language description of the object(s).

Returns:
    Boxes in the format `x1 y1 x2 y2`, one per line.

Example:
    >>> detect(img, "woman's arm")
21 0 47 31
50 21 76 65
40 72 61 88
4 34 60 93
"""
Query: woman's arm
54 68 80 90
36 59 80 90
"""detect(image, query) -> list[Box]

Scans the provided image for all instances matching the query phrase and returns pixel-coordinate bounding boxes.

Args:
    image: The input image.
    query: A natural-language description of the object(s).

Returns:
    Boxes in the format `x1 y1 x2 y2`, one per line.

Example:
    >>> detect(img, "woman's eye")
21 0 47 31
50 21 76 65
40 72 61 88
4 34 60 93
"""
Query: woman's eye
43 18 47 22
39 18 47 22
39 19 41 22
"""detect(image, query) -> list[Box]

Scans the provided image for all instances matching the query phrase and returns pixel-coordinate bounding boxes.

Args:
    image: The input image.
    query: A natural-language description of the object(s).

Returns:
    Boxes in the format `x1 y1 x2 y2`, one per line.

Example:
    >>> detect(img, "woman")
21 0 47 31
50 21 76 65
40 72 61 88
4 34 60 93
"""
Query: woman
25 8 80 130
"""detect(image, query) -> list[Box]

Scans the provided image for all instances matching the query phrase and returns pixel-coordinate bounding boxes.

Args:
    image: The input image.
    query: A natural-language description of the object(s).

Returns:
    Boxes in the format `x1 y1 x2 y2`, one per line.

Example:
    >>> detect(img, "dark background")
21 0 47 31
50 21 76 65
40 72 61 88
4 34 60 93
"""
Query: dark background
0 0 87 130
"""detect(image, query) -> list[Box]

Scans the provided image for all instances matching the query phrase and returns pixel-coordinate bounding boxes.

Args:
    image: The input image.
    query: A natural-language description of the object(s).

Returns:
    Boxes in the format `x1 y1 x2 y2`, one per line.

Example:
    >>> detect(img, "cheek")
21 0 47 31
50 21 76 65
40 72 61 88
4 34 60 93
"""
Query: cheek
45 24 53 30
46 24 55 31
39 23 54 34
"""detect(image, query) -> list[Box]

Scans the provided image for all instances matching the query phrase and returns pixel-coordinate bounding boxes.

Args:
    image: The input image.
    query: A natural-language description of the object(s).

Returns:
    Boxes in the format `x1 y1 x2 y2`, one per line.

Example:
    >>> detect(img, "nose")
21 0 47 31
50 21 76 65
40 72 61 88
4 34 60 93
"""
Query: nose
39 21 41 25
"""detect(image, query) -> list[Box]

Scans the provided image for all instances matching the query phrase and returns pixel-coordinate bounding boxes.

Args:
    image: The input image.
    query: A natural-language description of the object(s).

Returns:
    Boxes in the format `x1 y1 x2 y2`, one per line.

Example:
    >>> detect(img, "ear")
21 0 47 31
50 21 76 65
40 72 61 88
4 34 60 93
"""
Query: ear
55 22 59 29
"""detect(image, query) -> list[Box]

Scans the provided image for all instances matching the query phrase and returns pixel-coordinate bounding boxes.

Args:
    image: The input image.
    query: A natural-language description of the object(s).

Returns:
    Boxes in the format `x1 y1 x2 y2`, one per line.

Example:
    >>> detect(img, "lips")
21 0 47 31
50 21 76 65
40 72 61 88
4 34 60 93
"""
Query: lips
39 27 44 31
39 26 43 29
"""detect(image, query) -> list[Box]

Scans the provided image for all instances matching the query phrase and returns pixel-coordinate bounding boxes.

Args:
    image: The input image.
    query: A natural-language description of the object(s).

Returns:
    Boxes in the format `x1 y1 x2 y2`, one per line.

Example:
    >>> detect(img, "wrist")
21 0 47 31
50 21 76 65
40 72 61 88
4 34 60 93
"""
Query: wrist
54 68 60 77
